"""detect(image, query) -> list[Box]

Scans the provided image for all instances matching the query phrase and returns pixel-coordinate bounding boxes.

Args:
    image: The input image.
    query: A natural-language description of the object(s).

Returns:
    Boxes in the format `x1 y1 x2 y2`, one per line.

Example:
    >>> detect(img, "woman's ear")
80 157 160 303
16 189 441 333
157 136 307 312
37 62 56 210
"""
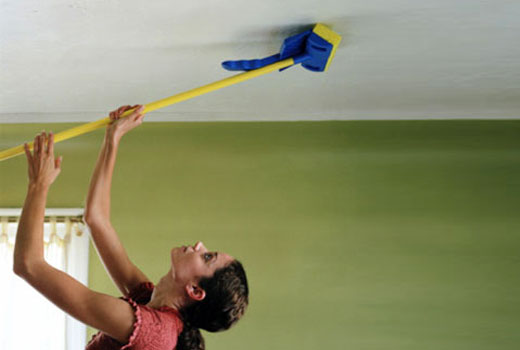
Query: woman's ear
185 284 206 302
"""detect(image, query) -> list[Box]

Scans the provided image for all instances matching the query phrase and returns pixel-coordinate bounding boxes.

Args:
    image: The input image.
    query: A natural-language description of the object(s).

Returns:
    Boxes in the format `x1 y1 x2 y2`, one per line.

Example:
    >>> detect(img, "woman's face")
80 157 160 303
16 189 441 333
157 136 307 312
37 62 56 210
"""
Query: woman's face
170 241 233 286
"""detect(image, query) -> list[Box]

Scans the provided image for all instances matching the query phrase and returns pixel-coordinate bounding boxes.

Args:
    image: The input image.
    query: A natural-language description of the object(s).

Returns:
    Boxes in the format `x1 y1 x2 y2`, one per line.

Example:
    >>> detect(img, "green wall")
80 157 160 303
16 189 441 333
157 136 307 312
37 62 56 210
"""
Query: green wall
1 121 519 349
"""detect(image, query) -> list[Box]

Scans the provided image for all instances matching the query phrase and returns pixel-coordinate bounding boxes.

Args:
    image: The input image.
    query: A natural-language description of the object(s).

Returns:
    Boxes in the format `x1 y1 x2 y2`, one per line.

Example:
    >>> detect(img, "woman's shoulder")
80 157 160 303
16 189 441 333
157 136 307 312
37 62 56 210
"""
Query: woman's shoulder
113 290 184 349
87 285 184 349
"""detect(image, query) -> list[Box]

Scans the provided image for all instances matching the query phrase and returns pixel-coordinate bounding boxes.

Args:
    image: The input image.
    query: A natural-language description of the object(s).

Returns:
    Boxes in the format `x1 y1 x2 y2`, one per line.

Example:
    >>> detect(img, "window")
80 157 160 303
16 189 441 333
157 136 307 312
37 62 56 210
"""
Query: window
0 208 89 350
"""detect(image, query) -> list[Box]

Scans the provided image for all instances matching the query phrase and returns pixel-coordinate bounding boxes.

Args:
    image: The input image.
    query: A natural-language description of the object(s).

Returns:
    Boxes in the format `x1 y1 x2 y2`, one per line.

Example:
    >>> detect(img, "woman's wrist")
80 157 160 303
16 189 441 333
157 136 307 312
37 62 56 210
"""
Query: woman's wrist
28 181 50 192
105 130 122 146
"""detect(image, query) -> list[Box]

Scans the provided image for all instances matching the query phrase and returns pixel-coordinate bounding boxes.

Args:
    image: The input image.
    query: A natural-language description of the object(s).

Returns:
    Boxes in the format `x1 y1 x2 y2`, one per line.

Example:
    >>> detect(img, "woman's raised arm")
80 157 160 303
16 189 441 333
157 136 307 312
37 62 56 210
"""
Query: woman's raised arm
14 131 62 270
84 105 145 223
84 105 150 295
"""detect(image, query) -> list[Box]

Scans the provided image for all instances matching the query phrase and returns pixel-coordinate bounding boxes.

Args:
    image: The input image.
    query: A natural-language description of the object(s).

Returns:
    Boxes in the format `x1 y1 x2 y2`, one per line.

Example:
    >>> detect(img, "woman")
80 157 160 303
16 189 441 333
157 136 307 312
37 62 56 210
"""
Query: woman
14 105 249 350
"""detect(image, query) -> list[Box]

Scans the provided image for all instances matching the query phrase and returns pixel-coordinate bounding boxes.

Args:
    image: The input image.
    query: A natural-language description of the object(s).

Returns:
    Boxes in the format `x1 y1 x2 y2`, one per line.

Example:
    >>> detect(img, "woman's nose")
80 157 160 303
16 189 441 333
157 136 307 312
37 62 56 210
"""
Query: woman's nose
194 241 204 251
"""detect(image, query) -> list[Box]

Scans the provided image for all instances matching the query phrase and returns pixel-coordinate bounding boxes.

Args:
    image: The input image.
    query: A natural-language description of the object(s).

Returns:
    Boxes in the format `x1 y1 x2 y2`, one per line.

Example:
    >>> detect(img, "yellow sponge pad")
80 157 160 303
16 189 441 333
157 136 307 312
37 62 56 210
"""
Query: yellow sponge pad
312 23 342 71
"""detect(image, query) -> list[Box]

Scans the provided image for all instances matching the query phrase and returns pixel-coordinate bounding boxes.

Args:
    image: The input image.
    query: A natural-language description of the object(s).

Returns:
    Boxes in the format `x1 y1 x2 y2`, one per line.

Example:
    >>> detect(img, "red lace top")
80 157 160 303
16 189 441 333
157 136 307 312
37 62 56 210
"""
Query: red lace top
85 282 184 350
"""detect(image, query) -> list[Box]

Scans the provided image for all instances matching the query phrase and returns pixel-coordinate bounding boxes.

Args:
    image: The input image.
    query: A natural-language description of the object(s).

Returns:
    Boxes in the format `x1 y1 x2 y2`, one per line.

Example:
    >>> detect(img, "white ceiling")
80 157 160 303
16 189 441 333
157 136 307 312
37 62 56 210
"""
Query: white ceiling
1 0 519 123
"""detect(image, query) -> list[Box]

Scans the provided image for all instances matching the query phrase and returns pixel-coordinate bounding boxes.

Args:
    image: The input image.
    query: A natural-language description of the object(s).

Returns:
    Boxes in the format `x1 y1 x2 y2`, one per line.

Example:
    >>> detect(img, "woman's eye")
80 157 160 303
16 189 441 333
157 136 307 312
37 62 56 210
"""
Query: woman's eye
204 253 213 261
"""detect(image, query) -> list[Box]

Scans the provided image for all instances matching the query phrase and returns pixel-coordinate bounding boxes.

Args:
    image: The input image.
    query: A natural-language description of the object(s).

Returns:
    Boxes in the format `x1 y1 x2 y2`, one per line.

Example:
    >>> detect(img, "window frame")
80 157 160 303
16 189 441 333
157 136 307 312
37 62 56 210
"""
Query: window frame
0 208 89 350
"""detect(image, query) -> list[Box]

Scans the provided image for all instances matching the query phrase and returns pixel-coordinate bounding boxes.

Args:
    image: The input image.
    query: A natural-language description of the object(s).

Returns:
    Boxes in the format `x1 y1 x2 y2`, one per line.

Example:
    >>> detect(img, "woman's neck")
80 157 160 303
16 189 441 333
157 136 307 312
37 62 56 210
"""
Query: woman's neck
146 269 185 310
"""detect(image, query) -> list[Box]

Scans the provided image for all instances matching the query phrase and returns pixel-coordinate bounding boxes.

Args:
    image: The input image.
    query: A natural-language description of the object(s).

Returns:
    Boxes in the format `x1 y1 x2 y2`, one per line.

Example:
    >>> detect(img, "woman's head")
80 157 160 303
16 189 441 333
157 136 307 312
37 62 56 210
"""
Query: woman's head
171 242 249 350
170 242 234 301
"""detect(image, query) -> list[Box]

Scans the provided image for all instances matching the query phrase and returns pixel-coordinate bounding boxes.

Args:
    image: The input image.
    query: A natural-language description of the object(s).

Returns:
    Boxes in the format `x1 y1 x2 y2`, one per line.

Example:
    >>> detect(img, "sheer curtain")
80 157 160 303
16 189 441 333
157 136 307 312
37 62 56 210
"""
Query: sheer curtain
0 210 89 350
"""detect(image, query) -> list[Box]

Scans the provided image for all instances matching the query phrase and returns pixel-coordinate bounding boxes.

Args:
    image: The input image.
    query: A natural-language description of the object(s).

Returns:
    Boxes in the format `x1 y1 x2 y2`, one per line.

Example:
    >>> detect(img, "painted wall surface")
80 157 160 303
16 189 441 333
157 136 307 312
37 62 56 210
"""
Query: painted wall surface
1 121 519 349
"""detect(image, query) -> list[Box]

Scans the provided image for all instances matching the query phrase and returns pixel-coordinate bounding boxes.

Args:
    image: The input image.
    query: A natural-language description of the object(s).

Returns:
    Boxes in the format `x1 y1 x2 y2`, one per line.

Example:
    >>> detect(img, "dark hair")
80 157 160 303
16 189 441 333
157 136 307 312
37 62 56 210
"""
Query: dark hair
177 259 249 350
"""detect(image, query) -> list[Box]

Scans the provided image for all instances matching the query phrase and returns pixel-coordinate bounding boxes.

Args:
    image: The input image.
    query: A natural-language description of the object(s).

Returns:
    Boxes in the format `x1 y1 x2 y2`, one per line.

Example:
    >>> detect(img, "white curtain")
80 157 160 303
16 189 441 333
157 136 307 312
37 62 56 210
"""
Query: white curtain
0 216 85 350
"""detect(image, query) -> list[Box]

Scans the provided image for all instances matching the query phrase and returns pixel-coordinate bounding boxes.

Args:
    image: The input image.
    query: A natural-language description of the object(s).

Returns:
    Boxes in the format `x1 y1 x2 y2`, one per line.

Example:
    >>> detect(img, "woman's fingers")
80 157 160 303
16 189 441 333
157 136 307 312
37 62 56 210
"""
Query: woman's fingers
23 131 62 184
109 106 126 119
111 105 130 119
55 155 63 169
24 142 35 180
24 142 33 162
134 112 145 122
117 105 132 116
107 105 145 135
132 105 145 118
39 133 45 160
47 132 54 157
111 104 144 119
34 135 39 155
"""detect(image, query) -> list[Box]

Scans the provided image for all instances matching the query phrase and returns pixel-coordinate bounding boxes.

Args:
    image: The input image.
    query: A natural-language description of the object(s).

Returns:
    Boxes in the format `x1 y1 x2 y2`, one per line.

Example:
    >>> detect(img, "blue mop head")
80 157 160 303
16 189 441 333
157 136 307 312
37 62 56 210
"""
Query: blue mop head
222 24 341 72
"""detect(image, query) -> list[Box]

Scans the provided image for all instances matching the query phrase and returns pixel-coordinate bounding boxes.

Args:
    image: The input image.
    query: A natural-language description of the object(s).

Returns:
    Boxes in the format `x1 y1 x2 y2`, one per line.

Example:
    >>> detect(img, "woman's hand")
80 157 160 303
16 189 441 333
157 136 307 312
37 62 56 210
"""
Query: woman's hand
24 132 63 188
106 105 145 141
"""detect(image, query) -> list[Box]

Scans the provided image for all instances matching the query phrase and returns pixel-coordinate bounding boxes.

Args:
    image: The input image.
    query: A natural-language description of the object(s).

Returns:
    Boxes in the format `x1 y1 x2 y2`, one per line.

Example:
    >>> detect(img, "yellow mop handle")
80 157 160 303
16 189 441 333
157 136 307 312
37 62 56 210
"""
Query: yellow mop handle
0 57 295 162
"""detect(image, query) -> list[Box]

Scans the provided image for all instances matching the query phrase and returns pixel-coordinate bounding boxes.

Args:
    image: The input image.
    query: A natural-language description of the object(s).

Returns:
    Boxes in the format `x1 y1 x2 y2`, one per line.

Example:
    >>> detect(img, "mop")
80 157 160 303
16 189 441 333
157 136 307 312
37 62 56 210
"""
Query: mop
0 23 341 162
